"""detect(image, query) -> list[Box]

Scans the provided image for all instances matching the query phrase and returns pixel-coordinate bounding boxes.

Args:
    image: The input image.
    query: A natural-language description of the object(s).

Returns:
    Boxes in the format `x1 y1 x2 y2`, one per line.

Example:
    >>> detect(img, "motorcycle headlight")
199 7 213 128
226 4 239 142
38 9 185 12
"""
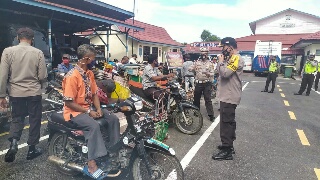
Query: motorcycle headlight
134 100 143 111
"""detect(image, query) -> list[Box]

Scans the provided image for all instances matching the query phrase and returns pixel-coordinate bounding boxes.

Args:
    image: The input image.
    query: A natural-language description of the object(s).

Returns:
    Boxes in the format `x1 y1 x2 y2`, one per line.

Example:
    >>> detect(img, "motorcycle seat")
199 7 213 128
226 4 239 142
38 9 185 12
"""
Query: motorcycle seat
50 112 106 130
49 80 62 89
129 86 154 103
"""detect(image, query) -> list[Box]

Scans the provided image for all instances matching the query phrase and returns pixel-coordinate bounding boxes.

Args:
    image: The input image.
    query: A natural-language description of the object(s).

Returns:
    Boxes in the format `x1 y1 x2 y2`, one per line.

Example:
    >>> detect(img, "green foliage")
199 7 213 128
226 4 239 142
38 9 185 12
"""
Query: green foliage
200 30 221 42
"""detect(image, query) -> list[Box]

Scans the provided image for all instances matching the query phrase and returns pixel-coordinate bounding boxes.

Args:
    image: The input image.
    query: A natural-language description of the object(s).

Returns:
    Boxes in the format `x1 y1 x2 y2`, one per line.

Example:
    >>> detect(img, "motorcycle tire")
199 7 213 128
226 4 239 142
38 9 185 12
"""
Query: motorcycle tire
175 108 203 135
132 150 184 180
48 133 81 176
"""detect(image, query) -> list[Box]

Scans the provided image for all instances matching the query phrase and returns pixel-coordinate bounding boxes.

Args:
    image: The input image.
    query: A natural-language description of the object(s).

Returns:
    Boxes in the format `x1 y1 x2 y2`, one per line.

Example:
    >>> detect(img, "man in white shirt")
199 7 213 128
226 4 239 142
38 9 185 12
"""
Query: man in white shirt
129 54 138 64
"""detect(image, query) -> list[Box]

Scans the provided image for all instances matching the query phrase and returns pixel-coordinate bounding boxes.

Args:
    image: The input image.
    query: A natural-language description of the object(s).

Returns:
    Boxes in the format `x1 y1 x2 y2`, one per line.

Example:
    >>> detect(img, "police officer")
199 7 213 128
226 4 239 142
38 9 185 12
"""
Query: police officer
190 48 215 121
261 56 278 93
212 37 244 161
314 60 320 91
294 53 317 96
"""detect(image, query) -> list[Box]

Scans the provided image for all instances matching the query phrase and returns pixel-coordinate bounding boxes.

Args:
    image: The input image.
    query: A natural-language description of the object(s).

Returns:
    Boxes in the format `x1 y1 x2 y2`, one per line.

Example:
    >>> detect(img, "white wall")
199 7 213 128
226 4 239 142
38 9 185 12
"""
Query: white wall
304 44 320 61
256 11 320 34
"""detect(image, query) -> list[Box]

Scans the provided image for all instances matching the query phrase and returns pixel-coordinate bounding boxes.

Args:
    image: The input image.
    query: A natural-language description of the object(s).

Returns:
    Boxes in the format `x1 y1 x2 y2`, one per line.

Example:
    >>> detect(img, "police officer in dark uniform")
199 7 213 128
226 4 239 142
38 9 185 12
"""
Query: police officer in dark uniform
189 48 215 121
294 53 317 96
261 56 279 93
212 37 244 161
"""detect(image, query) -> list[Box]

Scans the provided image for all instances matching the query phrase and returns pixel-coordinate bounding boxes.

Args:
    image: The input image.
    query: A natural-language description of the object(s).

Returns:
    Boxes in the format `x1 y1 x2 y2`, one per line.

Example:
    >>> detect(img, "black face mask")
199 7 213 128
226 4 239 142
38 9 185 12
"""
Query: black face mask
87 60 96 70
154 61 159 67
222 49 231 58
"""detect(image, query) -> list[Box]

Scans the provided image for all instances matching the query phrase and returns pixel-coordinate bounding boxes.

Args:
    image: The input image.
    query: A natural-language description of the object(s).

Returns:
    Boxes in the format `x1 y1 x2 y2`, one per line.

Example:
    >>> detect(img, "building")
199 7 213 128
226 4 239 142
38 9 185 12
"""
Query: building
184 8 320 72
90 19 183 63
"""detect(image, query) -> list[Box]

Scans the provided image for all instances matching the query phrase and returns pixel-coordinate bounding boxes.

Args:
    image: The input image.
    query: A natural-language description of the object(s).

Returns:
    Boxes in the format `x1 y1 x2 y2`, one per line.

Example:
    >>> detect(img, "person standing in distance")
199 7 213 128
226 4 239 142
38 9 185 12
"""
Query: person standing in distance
294 53 317 96
182 54 195 92
57 54 74 73
0 27 47 162
314 59 320 92
213 37 244 161
189 48 215 122
261 56 279 93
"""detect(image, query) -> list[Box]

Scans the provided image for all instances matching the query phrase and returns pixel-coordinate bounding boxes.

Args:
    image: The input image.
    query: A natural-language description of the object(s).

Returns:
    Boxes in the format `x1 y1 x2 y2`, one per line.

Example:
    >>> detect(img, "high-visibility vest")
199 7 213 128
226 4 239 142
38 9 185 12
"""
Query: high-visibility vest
269 61 277 72
304 61 317 74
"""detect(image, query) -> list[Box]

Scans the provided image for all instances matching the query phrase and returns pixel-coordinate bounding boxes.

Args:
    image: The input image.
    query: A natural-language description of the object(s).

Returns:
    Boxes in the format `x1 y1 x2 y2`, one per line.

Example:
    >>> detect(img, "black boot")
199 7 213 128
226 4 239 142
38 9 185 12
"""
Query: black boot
26 146 43 160
268 91 274 93
294 93 302 95
212 146 233 160
261 90 268 92
209 115 215 122
217 145 235 154
5 139 18 163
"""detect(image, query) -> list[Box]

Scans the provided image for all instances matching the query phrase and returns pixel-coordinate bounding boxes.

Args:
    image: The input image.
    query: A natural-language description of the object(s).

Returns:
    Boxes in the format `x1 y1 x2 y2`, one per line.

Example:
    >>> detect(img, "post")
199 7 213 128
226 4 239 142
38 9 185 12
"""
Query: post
48 19 53 65
126 31 129 56
107 27 110 63
132 0 136 55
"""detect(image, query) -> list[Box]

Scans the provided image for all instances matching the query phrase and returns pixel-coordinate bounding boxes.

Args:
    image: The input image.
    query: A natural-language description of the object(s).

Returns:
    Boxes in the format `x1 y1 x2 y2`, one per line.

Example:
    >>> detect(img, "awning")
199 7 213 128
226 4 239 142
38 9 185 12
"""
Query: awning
0 0 143 34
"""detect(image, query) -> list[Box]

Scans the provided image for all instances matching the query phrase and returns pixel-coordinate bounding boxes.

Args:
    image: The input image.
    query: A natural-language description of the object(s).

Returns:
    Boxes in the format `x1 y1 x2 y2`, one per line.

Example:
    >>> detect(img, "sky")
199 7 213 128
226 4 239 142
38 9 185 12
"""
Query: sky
101 0 320 43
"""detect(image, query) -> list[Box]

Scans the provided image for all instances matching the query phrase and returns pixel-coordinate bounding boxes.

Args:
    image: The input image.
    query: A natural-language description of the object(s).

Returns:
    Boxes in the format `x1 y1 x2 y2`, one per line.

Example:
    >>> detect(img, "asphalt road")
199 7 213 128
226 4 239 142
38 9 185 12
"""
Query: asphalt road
0 73 320 180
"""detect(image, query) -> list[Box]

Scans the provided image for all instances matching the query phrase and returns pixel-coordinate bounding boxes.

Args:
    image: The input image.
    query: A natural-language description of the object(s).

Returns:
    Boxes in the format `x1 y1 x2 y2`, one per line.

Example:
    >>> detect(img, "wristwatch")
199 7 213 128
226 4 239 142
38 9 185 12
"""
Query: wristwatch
86 109 91 114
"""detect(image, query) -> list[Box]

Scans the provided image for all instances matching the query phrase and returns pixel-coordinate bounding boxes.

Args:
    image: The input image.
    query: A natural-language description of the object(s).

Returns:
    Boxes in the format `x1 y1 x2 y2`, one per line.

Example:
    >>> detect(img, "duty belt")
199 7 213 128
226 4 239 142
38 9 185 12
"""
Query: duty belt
195 80 209 83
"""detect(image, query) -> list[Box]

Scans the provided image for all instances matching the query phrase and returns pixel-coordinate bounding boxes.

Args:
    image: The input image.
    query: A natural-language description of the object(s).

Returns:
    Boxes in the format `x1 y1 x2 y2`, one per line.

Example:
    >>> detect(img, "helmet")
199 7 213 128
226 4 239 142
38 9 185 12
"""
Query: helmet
309 53 315 59
101 79 116 93
105 64 113 69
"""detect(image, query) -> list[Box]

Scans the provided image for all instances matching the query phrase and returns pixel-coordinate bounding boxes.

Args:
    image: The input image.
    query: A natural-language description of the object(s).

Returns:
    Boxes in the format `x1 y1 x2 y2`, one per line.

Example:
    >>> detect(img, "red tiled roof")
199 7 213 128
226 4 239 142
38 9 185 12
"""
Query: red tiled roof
118 19 182 47
301 31 320 40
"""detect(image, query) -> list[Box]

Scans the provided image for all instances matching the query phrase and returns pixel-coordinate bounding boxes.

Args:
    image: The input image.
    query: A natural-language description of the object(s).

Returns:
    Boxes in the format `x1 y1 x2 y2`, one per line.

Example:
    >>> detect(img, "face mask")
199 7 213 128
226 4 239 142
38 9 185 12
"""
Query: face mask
87 60 96 70
201 55 207 60
154 61 159 67
63 59 70 64
222 49 230 58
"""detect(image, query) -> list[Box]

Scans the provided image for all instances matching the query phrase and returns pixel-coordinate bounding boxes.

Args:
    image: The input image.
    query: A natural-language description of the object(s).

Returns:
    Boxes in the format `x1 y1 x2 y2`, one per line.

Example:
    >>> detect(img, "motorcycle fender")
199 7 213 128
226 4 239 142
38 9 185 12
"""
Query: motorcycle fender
143 139 176 156
180 101 199 110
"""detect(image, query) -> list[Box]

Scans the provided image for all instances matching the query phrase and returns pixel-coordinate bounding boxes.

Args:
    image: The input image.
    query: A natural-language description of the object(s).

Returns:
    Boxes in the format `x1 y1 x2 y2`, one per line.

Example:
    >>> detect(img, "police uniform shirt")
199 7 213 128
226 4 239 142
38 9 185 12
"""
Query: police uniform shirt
192 60 215 81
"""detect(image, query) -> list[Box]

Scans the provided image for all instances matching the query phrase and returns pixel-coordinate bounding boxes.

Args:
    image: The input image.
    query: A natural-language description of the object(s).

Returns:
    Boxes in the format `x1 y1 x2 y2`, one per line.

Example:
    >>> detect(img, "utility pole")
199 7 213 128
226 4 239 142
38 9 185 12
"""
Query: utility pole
131 0 136 55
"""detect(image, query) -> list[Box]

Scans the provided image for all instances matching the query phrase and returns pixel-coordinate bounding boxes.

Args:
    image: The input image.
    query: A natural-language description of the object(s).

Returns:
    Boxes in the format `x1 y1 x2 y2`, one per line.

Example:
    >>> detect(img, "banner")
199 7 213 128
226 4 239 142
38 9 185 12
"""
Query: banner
190 42 219 47
166 52 183 68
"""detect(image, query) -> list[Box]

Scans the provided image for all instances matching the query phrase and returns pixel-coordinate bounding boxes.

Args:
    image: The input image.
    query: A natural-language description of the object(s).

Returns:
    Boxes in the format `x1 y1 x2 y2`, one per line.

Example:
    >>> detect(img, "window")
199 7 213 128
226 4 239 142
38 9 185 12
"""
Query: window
152 47 158 57
143 46 150 61
316 49 320 56
172 49 178 52
285 15 291 20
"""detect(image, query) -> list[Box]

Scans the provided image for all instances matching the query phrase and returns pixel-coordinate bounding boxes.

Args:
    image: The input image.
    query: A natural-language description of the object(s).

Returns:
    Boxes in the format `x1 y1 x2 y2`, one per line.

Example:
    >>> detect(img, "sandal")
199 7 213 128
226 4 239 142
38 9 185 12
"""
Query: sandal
83 165 108 180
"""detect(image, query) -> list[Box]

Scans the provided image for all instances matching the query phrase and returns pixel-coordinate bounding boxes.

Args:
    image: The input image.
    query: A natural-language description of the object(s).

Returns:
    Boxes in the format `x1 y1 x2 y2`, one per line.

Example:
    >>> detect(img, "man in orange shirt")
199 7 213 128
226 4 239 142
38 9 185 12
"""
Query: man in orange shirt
62 44 120 178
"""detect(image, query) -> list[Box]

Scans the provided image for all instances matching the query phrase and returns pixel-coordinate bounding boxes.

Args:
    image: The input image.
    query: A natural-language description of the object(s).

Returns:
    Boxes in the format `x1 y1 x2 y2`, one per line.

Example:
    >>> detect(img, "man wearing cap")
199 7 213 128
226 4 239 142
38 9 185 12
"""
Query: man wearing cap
261 56 279 93
213 37 244 161
294 53 318 96
57 54 74 73
189 48 215 122
0 27 47 162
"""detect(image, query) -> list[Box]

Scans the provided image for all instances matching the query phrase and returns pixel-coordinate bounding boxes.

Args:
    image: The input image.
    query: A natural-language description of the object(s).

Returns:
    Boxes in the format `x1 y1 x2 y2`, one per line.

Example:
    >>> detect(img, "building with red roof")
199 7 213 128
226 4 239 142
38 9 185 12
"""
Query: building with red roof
89 19 183 63
184 8 320 71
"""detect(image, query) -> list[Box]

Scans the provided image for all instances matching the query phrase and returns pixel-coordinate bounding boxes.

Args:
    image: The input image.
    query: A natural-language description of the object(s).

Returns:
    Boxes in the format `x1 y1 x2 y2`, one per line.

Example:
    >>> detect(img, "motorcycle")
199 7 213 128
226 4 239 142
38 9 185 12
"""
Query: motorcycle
129 79 203 137
46 96 184 180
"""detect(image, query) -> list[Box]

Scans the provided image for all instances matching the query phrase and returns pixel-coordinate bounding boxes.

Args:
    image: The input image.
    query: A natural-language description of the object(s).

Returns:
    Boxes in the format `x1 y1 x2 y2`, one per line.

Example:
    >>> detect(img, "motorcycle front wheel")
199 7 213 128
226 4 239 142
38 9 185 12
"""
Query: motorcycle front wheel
175 108 203 135
132 150 184 180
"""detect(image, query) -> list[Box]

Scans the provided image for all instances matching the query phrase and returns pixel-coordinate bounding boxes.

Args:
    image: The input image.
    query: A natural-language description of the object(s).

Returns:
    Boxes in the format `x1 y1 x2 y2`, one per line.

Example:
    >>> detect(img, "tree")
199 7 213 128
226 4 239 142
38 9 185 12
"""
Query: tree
200 30 220 42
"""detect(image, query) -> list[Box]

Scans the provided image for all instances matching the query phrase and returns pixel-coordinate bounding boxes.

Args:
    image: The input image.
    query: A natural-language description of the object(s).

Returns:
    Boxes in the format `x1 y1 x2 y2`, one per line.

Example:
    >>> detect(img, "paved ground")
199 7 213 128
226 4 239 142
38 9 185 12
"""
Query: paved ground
0 73 320 180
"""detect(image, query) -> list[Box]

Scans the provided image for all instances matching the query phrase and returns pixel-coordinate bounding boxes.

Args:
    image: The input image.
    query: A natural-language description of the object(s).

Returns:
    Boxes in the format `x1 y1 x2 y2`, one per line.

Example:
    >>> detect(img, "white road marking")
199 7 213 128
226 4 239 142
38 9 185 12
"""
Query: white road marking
311 88 320 95
0 135 49 156
180 82 249 170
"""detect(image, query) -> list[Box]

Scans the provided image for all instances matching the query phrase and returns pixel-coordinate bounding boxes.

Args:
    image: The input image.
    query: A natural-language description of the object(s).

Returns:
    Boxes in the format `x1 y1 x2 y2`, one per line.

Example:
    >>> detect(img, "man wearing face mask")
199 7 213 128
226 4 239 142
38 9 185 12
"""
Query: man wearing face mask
261 56 279 93
213 37 244 161
0 27 47 162
142 54 175 100
189 48 215 122
294 53 317 96
57 54 74 73
62 44 120 178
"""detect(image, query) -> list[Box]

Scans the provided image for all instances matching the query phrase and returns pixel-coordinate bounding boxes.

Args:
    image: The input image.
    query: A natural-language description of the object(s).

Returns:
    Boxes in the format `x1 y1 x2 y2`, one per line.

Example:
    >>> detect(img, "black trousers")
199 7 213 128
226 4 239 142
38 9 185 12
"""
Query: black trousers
220 101 237 147
314 72 320 90
298 74 315 95
193 82 214 116
264 72 277 92
9 95 42 145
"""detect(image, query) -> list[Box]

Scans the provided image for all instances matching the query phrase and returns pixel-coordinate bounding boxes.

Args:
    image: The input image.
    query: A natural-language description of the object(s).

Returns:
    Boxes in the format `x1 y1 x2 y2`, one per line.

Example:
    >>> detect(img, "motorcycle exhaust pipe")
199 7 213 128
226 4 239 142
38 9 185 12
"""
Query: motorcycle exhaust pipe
48 155 83 172
45 99 63 105
48 155 122 177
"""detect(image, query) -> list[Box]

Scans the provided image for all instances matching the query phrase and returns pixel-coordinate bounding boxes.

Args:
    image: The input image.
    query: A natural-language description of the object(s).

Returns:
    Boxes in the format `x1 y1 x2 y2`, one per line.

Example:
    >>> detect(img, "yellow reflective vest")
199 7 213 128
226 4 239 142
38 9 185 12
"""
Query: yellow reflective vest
269 61 278 72
304 61 317 74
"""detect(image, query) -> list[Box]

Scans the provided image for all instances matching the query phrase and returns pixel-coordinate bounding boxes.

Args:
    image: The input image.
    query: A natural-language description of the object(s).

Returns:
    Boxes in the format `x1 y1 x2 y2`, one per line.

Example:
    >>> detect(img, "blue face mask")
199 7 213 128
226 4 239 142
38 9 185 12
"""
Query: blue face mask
87 59 96 70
